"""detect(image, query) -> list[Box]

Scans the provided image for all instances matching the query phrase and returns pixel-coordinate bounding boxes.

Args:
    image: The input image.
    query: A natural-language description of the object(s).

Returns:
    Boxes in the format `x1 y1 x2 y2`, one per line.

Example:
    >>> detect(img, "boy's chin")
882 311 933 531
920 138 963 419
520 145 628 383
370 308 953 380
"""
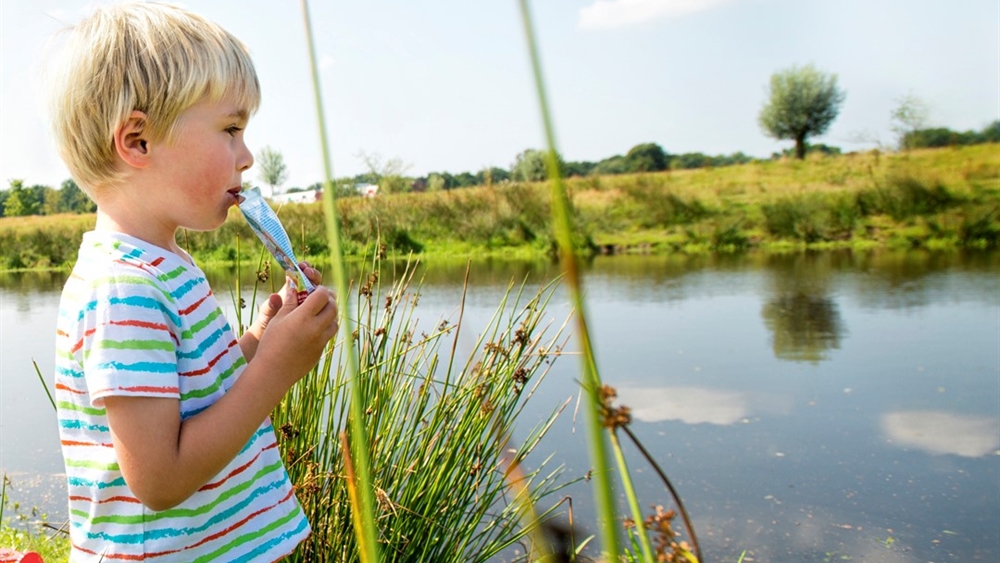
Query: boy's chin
184 217 228 233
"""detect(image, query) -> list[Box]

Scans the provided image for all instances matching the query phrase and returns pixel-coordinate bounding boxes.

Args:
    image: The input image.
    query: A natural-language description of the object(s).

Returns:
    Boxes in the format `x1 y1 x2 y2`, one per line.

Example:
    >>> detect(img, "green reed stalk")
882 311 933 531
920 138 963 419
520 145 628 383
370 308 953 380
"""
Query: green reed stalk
610 432 656 561
300 2 379 562
33 359 56 411
1 474 7 523
621 425 703 561
516 0 621 557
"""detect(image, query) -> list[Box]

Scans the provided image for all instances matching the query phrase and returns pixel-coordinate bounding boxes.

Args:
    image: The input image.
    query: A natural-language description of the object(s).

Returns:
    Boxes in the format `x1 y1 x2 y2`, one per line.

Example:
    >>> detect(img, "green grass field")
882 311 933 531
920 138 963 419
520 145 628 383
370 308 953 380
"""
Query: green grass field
1 144 997 272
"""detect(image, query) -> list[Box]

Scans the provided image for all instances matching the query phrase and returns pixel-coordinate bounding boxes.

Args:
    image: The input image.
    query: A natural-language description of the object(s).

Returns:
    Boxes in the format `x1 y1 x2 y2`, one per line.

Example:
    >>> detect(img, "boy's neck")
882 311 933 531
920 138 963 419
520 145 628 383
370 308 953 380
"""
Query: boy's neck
95 207 187 260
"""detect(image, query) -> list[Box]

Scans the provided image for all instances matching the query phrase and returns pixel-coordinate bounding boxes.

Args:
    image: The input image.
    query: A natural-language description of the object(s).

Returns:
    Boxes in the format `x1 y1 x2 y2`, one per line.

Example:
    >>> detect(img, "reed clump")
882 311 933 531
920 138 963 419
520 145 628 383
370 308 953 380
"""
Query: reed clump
259 254 574 562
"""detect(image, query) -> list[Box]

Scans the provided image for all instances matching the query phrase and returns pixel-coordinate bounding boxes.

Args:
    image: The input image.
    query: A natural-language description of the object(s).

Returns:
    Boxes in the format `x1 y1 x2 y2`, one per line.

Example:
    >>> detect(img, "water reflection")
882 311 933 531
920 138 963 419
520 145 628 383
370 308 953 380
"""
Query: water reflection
761 293 843 363
761 253 846 363
0 270 67 294
3 250 998 561
882 410 1000 457
617 386 748 425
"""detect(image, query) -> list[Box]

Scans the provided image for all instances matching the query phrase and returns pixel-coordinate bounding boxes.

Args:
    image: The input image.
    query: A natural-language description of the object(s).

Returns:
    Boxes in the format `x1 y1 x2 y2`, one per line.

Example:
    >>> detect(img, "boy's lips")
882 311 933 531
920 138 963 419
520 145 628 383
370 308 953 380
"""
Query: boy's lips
228 187 243 204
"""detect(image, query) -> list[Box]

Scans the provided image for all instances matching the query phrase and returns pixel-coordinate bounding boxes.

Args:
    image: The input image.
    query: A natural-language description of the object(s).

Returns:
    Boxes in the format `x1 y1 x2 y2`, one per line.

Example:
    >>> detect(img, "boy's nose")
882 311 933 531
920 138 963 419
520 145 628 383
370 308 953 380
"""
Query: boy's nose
238 141 254 171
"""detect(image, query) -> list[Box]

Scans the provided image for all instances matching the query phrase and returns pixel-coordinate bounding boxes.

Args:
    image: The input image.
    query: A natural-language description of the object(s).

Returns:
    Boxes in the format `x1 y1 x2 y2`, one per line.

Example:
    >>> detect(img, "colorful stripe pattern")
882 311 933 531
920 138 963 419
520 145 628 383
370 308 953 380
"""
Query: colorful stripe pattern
55 232 309 562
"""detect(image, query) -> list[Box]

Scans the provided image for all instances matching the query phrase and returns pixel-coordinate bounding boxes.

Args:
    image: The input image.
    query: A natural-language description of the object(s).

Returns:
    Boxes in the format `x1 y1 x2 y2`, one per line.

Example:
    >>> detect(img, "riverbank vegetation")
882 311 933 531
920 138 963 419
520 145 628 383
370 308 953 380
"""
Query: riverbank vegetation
1 476 70 562
2 144 996 271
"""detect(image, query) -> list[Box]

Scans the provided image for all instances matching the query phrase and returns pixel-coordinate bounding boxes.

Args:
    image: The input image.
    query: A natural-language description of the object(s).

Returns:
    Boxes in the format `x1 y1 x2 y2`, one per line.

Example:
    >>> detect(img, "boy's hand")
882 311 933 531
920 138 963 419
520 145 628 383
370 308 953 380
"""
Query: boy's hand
239 262 325 361
255 263 323 330
253 278 339 388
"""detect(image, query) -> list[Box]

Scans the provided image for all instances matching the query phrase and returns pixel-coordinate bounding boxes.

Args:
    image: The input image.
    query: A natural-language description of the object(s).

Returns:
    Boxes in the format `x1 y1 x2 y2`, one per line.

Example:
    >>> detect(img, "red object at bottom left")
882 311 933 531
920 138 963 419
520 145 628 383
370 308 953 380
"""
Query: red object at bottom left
0 548 43 563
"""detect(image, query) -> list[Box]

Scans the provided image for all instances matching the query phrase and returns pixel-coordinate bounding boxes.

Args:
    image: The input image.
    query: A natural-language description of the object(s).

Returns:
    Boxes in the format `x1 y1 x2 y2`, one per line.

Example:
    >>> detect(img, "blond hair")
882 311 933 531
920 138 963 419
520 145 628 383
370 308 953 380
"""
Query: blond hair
47 2 260 193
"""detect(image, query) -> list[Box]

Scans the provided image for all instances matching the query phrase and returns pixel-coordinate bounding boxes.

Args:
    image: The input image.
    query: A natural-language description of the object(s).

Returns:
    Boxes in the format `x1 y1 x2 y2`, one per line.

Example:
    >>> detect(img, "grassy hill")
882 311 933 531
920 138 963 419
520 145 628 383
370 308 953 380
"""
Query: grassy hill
2 144 997 271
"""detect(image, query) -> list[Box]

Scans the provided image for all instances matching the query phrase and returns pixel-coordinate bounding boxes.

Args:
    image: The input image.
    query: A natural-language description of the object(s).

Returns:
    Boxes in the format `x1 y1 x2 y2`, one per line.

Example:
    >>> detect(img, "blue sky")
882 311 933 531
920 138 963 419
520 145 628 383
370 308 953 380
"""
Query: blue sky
1 0 998 191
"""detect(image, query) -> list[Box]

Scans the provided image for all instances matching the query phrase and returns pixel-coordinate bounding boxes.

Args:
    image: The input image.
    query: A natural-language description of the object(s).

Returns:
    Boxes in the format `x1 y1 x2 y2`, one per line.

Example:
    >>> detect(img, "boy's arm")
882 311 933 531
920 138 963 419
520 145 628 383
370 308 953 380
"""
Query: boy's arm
104 284 338 511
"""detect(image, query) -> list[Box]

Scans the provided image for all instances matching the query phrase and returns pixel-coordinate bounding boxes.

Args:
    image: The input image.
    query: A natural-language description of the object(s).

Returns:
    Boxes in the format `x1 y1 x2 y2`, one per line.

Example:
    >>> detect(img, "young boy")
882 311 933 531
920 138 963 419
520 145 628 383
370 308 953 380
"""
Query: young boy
49 3 339 561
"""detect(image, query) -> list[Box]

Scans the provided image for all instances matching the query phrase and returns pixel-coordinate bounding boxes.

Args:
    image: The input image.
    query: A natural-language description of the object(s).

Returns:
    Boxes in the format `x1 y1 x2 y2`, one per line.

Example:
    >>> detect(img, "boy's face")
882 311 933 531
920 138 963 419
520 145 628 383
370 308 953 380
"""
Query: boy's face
150 97 254 232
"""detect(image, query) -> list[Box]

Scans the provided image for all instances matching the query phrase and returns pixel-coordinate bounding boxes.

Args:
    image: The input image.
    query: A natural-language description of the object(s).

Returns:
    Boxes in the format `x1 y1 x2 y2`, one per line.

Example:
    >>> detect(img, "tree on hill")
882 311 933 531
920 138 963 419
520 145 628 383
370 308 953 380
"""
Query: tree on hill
759 64 846 160
358 150 411 194
890 93 929 151
562 160 597 177
476 166 511 186
625 142 669 171
512 149 565 182
257 145 288 198
3 179 40 217
56 179 95 214
591 155 630 175
981 120 1000 143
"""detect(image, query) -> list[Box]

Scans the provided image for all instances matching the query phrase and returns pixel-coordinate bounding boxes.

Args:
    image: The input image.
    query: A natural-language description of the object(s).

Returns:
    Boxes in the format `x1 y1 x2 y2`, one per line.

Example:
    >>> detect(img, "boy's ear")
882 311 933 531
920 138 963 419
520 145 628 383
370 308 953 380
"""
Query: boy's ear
114 110 152 169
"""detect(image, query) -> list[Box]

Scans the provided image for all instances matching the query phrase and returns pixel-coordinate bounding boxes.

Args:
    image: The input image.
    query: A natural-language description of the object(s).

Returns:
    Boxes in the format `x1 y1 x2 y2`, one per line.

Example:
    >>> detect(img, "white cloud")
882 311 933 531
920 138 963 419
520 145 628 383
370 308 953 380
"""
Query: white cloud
578 0 735 30
882 411 1000 458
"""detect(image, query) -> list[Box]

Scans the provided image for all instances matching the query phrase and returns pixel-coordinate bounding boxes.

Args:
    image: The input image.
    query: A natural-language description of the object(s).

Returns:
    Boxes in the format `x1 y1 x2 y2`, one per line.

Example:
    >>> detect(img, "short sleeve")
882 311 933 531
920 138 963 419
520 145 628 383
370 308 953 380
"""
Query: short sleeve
82 270 182 405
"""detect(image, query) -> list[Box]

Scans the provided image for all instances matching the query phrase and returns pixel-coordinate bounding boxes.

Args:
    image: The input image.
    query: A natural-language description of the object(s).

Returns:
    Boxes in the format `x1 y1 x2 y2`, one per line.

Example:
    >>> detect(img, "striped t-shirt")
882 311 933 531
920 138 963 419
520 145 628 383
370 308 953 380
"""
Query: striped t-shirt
55 231 309 562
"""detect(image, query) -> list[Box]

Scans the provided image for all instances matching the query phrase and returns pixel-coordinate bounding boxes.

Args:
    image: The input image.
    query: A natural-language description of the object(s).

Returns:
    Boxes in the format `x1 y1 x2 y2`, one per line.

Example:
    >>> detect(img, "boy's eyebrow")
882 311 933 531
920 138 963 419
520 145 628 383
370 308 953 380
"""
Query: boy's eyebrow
226 109 250 121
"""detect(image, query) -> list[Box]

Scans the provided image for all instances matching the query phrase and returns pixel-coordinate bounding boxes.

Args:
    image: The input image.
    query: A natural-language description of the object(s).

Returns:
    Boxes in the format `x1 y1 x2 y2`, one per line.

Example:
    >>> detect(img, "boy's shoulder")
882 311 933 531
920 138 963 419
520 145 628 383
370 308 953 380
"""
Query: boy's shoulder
67 231 201 307
77 231 173 268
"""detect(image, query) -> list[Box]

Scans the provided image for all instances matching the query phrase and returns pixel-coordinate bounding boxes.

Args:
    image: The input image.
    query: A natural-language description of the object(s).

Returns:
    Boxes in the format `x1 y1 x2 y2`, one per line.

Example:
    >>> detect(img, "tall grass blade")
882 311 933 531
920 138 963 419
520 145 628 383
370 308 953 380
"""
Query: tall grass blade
299 2 380 562
33 359 56 411
502 446 556 563
516 0 621 557
609 431 656 562
1 473 7 523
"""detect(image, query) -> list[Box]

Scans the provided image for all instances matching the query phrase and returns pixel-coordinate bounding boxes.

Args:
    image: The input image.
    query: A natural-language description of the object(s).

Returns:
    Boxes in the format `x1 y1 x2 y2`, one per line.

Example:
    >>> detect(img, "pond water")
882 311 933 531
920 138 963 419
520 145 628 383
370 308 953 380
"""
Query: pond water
1 250 998 562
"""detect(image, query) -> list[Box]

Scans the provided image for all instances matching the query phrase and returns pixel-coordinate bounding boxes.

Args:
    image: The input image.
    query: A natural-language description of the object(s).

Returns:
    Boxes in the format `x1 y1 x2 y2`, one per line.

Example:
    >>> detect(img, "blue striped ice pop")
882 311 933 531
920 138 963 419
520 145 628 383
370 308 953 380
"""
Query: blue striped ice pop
238 186 316 303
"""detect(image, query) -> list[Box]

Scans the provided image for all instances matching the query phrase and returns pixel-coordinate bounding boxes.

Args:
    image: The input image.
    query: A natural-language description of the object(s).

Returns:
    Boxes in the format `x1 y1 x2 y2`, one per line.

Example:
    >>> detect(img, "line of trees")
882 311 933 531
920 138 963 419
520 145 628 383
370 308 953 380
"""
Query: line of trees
900 121 1000 150
0 179 95 218
291 143 757 195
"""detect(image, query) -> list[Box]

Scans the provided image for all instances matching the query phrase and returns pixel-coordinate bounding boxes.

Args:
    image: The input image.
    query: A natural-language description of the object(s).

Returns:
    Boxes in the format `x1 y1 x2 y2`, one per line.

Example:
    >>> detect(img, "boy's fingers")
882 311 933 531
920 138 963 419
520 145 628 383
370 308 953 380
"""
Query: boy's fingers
295 286 336 317
275 278 298 313
299 262 323 285
258 293 281 318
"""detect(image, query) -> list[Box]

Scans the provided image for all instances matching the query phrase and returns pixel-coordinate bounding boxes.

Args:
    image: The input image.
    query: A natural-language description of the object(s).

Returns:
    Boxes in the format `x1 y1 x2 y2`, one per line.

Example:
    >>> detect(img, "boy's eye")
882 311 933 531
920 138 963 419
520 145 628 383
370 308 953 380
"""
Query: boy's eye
226 126 243 136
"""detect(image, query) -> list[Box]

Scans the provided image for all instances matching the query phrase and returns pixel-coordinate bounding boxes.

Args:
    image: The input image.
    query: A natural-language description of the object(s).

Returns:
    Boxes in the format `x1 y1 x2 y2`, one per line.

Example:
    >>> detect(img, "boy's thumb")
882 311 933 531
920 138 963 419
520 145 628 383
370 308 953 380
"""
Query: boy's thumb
260 292 282 318
278 277 298 312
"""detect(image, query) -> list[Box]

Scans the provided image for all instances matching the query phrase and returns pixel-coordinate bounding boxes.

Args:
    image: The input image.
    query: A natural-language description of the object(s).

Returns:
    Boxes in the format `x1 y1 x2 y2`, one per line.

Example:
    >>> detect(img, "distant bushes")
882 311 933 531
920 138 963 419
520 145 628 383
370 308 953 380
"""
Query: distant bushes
760 176 965 244
857 175 960 219
902 120 1000 150
0 214 96 270
762 194 853 243
2 145 997 270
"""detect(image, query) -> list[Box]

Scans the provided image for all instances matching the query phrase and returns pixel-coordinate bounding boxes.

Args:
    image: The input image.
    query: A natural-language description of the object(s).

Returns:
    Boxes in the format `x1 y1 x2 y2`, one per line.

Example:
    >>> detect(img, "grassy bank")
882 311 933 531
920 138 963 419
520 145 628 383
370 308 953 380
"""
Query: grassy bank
2 145 997 271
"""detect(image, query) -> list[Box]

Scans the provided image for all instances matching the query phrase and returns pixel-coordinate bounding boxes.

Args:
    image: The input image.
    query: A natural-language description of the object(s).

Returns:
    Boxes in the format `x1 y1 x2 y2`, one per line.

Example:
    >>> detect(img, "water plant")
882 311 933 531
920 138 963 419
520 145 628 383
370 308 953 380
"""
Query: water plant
0 475 70 562
266 254 574 561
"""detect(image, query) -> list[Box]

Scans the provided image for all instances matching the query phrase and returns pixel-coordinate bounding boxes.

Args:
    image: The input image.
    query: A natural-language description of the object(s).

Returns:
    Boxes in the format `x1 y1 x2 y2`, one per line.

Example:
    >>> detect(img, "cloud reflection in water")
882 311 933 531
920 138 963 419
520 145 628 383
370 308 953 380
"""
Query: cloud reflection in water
882 410 1000 457
617 386 748 425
